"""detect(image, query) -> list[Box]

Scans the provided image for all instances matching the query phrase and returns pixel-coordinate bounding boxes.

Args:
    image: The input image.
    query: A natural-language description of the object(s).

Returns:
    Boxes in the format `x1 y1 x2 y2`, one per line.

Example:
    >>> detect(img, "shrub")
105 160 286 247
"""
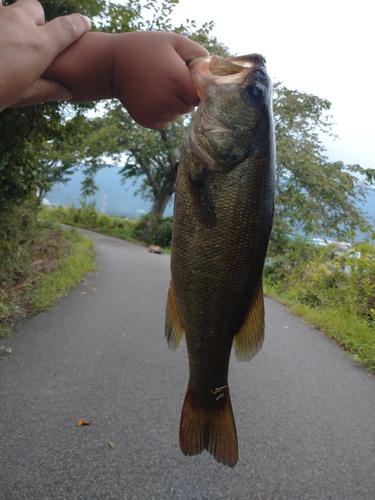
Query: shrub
131 213 173 248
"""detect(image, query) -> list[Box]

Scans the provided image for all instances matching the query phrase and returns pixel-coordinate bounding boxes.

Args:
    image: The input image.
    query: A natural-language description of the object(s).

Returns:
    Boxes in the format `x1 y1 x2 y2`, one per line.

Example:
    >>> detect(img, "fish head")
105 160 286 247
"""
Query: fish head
188 54 273 173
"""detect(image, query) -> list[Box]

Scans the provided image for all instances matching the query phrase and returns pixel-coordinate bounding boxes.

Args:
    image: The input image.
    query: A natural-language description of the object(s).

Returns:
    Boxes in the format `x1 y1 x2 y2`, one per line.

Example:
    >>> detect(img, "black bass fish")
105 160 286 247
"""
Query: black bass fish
165 54 275 467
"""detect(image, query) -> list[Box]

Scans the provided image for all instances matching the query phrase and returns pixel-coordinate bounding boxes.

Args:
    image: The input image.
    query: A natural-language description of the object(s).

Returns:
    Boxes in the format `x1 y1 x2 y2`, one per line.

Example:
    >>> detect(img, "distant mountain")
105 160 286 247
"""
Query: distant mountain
46 167 173 218
46 166 375 229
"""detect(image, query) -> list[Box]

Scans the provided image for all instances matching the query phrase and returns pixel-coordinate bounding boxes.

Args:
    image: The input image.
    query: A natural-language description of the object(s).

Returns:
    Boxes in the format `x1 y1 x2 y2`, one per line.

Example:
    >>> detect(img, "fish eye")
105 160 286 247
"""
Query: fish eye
245 83 265 102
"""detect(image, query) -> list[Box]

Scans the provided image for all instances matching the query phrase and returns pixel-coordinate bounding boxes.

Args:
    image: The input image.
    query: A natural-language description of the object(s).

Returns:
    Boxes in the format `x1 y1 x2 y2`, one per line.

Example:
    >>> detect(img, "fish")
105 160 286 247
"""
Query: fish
165 53 275 467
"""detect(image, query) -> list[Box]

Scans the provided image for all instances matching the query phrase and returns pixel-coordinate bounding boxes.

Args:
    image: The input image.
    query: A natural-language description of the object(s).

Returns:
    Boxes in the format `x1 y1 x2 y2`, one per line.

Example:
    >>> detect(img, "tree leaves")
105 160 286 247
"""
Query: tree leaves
272 82 372 242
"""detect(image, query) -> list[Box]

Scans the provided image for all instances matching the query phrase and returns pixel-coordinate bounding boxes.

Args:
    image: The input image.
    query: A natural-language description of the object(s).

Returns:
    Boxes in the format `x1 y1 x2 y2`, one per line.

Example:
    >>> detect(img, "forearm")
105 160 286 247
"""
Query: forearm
43 32 116 103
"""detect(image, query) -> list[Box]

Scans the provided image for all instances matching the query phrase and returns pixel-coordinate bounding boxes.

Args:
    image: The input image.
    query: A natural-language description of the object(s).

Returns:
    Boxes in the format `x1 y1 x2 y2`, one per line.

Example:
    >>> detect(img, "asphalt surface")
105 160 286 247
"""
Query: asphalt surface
1 228 375 500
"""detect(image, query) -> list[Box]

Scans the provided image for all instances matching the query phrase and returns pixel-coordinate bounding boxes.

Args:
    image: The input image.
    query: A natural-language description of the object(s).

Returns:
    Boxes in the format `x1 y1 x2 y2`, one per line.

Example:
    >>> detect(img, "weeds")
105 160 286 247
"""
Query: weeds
264 239 375 372
39 202 173 249
0 221 95 337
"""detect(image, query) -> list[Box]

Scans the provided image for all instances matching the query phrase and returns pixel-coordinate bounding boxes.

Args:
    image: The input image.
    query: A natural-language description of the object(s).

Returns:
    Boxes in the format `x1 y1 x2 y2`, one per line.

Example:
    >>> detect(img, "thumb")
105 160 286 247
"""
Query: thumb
172 35 209 63
41 13 91 59
9 78 73 108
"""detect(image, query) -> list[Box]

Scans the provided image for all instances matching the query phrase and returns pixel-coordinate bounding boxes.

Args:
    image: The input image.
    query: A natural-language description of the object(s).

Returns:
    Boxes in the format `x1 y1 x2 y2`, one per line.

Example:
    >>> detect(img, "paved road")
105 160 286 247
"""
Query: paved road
1 229 375 500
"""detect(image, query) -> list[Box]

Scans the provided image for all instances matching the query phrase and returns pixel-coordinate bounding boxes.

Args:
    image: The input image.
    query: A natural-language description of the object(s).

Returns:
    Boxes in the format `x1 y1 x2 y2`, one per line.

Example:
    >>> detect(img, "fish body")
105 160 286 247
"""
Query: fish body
165 54 275 467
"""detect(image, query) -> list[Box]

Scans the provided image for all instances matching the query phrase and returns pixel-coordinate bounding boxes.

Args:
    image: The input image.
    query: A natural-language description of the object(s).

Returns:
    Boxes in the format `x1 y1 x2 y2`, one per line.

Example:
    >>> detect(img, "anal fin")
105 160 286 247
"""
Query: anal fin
234 278 265 361
165 281 184 350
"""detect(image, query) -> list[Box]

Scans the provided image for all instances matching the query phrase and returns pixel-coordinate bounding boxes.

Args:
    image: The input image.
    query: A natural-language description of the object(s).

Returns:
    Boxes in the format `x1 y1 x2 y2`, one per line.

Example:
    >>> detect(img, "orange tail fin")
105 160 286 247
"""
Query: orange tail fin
179 383 238 467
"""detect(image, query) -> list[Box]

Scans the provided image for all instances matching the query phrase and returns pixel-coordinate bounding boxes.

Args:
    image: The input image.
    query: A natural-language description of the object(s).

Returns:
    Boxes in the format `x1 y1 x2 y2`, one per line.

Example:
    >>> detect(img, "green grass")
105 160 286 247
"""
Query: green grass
265 285 375 372
263 240 375 373
31 229 96 311
39 203 139 242
39 203 173 251
0 224 96 338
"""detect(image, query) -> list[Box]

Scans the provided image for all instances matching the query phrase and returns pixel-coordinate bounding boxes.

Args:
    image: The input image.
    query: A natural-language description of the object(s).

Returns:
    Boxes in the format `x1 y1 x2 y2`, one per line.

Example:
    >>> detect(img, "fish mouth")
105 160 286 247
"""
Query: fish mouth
189 54 266 99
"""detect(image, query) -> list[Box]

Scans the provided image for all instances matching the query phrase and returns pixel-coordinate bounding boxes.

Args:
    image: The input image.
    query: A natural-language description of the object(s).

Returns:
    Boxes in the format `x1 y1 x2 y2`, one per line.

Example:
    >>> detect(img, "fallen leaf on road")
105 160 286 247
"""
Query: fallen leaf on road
76 419 91 426
104 440 115 449
283 326 289 329
0 345 12 358
81 292 87 295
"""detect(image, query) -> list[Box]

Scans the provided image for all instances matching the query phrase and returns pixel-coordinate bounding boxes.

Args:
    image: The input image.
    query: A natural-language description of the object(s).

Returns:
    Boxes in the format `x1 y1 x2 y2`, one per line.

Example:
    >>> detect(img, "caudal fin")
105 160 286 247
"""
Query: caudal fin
179 383 238 467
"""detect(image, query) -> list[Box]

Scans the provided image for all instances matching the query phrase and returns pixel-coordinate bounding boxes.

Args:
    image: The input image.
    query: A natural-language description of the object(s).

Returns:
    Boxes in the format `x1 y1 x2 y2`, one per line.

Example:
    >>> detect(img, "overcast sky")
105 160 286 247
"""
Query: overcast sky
169 0 374 172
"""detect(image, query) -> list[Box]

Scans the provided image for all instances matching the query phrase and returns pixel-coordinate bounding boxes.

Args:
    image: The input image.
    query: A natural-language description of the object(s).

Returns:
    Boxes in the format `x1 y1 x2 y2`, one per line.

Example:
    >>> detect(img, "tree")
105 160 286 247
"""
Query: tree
273 83 375 245
0 0 107 277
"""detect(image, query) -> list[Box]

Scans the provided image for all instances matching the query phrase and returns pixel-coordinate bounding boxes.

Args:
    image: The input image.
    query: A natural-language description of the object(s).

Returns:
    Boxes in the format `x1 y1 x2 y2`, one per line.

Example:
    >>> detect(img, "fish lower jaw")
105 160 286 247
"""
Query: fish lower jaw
200 112 231 133
201 120 231 134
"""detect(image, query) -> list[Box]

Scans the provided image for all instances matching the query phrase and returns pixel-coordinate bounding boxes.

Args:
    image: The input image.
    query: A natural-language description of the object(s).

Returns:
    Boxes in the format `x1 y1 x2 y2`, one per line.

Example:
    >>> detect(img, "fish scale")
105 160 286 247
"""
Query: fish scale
165 54 275 467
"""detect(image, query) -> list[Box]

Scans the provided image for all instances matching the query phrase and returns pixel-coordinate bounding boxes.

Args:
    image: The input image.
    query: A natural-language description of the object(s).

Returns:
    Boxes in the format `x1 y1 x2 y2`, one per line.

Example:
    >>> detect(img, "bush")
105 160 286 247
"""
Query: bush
131 213 173 248
0 199 39 285
264 238 375 370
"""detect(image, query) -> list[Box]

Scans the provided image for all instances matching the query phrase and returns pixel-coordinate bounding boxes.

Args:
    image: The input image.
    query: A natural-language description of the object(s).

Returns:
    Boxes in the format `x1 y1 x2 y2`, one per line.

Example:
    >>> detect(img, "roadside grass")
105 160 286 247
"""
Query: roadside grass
0 223 95 339
39 202 173 252
39 202 139 243
264 240 375 373
264 285 375 372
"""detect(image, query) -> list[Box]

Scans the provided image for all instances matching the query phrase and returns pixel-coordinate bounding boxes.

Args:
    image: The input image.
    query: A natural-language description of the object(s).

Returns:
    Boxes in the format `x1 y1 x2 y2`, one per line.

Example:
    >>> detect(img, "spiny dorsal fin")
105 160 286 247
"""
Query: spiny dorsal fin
165 281 184 350
234 278 265 361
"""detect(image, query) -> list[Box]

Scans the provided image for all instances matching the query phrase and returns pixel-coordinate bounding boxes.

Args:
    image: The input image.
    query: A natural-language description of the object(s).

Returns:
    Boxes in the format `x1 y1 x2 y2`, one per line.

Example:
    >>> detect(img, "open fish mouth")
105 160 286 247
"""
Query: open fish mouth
189 54 266 99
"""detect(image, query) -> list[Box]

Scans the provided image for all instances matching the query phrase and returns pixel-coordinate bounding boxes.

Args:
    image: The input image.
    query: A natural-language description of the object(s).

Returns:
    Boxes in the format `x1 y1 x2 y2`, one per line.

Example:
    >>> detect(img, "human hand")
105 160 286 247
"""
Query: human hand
43 30 209 129
0 0 91 111
112 31 209 128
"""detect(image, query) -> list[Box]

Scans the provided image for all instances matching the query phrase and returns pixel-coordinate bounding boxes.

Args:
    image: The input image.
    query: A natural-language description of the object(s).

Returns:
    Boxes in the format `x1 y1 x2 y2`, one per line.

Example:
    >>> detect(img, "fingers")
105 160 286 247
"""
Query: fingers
42 13 91 58
112 31 209 129
169 35 209 108
0 0 92 110
11 0 45 26
8 78 73 108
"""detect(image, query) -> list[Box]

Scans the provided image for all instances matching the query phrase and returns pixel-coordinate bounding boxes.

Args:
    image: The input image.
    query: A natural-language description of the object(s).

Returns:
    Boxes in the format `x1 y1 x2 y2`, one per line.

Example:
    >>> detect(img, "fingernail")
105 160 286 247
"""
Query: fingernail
59 88 73 101
82 15 92 30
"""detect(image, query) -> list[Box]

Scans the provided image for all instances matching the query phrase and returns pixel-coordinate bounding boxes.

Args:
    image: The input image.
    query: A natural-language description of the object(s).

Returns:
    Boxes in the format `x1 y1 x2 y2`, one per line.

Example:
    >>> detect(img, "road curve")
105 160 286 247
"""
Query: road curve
1 228 375 500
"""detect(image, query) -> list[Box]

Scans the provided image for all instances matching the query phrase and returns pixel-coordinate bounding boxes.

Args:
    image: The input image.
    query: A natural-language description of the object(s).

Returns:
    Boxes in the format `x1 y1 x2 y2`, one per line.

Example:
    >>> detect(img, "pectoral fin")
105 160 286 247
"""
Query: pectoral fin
189 168 217 228
234 278 265 361
165 281 184 350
